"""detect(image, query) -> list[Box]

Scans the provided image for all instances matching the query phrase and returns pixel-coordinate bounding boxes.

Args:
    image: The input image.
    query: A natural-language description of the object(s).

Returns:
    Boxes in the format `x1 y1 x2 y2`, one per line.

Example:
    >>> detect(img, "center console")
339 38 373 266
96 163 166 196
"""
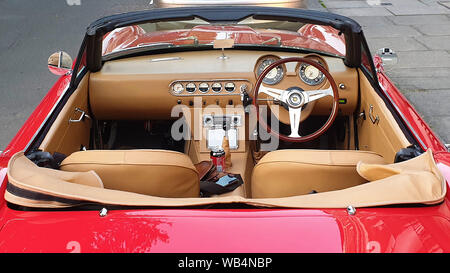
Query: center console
203 114 242 150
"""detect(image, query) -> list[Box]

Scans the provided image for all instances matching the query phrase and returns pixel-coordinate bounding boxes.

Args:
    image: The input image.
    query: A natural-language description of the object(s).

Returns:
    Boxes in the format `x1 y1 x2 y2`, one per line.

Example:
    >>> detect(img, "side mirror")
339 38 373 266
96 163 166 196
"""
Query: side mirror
376 48 398 68
48 51 73 75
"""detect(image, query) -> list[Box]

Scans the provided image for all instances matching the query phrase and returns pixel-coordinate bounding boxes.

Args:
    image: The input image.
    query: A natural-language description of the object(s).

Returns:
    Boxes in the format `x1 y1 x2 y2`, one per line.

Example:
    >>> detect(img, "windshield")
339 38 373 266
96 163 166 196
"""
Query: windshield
102 16 346 58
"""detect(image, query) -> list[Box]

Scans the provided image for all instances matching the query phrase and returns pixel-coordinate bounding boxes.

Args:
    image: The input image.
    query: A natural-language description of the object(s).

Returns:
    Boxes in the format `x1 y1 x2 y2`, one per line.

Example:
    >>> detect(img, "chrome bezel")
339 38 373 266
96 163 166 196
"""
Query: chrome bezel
257 58 284 85
185 82 196 93
172 82 184 94
224 82 235 92
199 82 209 93
299 63 325 86
211 82 222 93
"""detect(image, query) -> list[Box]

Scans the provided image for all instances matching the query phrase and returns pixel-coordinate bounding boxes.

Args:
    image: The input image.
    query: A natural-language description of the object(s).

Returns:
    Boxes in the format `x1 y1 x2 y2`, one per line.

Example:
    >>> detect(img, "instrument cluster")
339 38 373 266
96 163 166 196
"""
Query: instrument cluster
170 79 251 96
255 54 328 86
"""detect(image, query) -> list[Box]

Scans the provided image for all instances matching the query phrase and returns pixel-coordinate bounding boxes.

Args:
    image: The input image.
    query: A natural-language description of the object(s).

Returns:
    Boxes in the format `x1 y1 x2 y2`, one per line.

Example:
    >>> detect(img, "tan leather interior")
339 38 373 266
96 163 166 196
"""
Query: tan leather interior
6 150 445 208
59 150 200 198
7 47 442 210
356 70 411 162
89 50 357 120
251 149 386 198
39 73 92 155
7 152 103 188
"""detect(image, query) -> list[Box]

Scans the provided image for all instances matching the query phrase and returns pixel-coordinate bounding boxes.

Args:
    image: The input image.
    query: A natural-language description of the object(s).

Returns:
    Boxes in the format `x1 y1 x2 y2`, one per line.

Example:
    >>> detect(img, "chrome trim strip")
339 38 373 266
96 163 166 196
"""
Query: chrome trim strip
150 57 183 62
168 78 251 87
23 67 86 152
58 51 63 68
171 92 241 97
379 83 428 150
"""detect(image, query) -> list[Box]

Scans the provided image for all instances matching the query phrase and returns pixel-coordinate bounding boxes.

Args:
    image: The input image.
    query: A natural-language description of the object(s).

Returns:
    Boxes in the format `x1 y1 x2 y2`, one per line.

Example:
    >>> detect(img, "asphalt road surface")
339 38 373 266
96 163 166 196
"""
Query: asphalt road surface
0 0 154 150
0 0 312 151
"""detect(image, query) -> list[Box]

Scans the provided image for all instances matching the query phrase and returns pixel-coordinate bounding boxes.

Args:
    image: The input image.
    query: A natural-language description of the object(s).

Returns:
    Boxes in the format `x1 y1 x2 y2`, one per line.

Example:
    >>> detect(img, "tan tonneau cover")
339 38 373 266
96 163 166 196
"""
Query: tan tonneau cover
5 150 447 209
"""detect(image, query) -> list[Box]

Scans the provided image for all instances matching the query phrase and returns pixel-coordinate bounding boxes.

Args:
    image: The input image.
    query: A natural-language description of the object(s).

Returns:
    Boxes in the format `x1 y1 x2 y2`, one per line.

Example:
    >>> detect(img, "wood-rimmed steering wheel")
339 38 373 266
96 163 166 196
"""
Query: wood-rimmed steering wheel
252 57 339 143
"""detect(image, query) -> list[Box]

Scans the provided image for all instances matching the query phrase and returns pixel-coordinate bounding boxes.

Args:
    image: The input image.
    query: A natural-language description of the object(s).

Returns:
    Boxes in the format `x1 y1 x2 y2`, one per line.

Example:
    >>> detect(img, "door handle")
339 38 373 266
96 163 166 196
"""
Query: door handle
368 105 379 124
69 108 90 123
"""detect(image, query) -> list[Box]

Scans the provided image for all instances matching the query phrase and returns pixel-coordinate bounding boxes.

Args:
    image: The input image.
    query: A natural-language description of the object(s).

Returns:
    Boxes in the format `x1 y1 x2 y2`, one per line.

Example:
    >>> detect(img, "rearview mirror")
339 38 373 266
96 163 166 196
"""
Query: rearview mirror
48 51 73 75
376 48 398 68
213 37 234 60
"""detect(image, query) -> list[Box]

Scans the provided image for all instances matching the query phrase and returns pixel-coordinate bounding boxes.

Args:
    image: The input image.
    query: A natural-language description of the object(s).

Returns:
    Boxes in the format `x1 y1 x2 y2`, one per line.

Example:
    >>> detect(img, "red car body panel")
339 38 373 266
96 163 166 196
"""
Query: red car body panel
0 25 449 253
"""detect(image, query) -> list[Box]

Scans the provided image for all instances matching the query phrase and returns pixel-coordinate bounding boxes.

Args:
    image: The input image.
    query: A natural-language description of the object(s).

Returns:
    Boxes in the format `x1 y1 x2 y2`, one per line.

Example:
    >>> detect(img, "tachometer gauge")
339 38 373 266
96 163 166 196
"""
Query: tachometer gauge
257 58 284 85
299 63 325 86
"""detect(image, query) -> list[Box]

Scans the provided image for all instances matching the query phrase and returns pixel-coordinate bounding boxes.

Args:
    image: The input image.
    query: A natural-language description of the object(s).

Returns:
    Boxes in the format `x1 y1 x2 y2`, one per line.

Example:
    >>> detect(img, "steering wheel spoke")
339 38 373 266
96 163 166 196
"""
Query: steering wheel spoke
259 84 285 102
304 86 334 103
288 107 302 138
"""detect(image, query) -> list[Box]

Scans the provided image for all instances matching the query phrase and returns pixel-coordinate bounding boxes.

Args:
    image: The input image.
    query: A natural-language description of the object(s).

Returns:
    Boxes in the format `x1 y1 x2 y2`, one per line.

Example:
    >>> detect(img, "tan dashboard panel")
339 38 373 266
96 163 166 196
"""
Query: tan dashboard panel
89 72 254 120
89 50 357 120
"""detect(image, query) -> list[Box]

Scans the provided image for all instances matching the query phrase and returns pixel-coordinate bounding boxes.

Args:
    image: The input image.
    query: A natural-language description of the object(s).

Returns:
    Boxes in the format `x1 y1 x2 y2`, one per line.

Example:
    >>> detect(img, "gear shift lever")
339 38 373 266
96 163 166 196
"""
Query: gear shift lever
222 136 232 169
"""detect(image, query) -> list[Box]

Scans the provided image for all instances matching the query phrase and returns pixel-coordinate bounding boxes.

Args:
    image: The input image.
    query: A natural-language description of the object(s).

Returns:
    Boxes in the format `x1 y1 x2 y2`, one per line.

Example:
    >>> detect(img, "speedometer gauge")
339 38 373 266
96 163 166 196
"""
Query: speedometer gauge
257 58 284 85
299 63 325 86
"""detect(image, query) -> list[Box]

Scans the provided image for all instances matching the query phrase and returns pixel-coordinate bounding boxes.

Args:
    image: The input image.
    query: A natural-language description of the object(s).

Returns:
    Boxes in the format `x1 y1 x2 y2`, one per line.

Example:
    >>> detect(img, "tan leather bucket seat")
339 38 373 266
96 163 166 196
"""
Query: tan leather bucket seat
251 150 386 198
60 150 200 197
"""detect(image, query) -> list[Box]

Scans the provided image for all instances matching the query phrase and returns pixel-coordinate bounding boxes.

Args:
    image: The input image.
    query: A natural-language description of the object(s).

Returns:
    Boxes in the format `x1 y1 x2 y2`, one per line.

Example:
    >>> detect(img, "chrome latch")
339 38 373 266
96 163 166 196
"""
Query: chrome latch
368 105 379 125
69 108 91 123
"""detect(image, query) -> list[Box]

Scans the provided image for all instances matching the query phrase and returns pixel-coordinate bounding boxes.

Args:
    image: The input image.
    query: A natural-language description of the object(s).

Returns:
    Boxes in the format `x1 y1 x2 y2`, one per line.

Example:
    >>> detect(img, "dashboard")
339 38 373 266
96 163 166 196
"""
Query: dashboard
89 50 358 120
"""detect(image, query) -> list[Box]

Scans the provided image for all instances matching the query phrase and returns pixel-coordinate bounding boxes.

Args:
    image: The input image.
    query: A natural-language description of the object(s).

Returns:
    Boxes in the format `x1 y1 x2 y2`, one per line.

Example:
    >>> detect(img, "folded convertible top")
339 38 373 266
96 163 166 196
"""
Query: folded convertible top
5 150 446 209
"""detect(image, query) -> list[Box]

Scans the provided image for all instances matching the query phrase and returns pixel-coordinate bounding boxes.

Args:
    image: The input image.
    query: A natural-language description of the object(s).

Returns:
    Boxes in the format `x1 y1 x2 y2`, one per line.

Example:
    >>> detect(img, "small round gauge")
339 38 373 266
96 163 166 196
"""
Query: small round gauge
186 82 196 93
299 63 325 86
172 83 184 94
199 82 209 93
257 58 284 85
224 82 235 92
211 82 222 93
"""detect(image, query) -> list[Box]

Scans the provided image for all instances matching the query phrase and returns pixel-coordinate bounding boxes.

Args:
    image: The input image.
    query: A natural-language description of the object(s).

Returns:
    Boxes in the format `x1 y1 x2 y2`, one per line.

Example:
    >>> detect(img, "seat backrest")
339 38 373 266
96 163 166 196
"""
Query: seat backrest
60 150 200 198
251 150 386 198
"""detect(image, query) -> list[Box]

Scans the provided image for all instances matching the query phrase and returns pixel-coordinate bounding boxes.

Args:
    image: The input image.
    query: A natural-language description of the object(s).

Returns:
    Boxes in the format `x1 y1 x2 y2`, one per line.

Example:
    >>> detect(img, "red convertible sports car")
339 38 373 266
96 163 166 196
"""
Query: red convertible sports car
0 6 449 254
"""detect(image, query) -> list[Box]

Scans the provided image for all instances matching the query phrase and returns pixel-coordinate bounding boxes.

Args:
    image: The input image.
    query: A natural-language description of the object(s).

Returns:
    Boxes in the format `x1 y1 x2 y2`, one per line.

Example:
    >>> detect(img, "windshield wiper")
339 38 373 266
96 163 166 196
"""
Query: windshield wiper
103 42 176 60
174 35 199 45
102 42 213 61
261 37 281 46
137 42 174 48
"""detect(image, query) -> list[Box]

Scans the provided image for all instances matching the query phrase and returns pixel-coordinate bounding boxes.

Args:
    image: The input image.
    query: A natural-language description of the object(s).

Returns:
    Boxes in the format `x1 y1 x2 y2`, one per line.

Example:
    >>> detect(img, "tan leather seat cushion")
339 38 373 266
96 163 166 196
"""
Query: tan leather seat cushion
60 150 199 198
251 150 386 198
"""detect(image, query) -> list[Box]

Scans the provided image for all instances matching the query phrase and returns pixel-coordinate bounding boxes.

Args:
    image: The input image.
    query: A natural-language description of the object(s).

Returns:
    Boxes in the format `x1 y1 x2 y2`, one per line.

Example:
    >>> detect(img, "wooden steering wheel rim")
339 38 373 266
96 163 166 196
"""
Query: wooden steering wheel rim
252 57 339 143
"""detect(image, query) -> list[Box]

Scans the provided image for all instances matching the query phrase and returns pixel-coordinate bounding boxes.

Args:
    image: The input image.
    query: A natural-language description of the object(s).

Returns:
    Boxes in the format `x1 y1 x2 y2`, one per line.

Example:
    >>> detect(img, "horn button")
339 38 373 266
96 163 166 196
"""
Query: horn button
286 89 305 108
